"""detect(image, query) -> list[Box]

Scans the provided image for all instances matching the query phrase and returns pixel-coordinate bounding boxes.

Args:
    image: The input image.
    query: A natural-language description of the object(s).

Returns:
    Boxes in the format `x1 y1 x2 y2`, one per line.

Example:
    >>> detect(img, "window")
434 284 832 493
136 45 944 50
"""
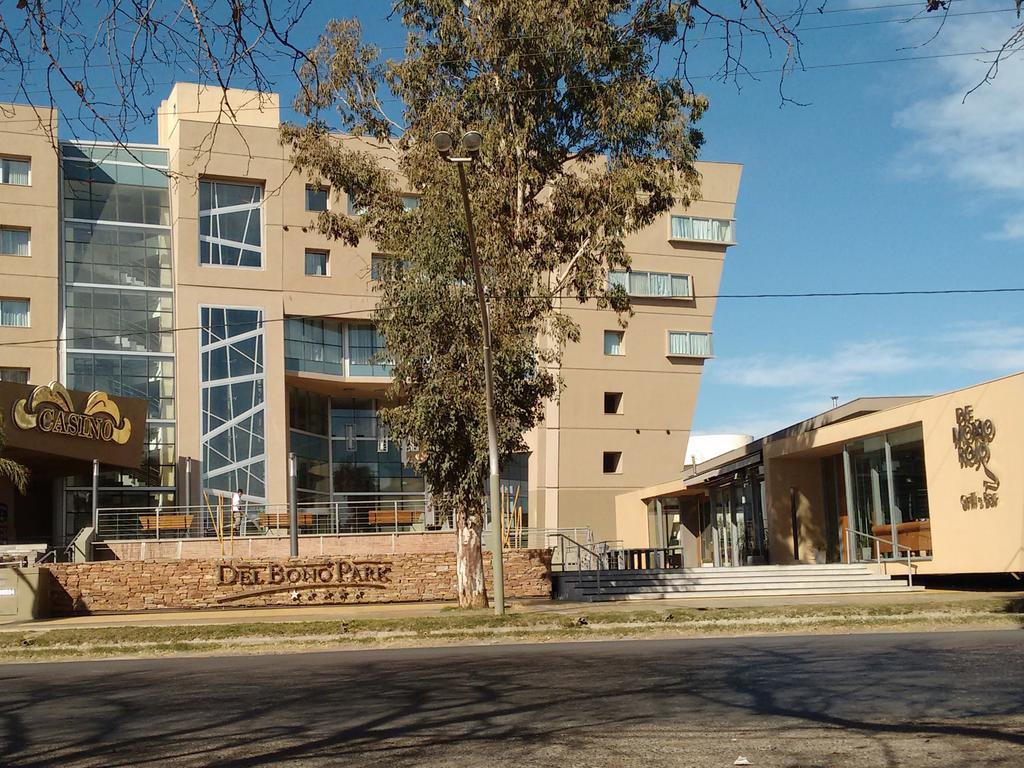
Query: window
670 215 734 244
349 325 392 377
0 299 29 327
65 287 173 353
200 307 267 498
0 368 28 384
371 254 409 280
603 451 622 474
0 227 30 257
609 270 691 298
347 193 367 217
0 157 30 186
199 180 263 268
667 331 713 358
603 330 624 356
285 317 343 375
604 392 623 415
305 185 329 212
305 250 329 276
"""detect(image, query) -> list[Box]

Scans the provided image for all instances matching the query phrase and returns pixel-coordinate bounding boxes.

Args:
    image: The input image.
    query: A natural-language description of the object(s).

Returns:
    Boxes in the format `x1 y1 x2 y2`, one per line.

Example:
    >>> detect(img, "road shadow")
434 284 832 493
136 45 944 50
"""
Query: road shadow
0 632 1022 767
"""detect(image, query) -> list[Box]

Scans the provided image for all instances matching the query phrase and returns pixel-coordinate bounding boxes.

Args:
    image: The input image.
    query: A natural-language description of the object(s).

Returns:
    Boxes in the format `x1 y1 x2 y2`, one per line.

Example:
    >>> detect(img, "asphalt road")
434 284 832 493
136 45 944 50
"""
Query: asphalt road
2 630 1023 767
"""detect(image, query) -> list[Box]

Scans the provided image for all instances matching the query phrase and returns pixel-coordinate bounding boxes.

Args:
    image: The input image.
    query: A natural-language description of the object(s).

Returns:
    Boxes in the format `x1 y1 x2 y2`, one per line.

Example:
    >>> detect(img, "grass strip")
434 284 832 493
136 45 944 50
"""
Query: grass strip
0 596 1020 662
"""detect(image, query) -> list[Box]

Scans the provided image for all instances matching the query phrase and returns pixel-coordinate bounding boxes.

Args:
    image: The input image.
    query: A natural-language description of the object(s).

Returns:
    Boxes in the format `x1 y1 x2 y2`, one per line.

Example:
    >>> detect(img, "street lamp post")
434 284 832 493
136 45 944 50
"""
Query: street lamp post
433 130 505 616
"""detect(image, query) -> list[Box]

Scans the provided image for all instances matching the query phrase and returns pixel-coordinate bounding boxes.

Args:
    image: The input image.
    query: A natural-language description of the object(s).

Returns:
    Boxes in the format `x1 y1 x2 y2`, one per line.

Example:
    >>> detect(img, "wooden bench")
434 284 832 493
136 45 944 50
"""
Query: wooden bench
258 512 316 530
138 514 194 532
870 521 932 555
366 509 419 526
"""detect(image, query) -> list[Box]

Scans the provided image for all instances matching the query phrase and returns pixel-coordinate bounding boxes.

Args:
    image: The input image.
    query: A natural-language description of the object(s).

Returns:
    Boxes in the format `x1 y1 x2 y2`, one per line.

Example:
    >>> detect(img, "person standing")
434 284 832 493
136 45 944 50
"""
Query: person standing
231 488 244 534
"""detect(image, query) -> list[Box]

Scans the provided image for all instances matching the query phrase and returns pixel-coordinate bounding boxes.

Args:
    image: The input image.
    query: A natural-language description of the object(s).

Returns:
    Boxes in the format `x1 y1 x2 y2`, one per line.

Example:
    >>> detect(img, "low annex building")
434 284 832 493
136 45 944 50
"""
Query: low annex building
617 371 1024 577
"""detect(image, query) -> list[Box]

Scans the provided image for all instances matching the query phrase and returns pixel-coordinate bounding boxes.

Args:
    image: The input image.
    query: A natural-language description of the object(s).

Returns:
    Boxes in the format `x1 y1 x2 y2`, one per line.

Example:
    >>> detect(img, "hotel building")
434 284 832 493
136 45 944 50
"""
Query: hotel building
0 84 741 550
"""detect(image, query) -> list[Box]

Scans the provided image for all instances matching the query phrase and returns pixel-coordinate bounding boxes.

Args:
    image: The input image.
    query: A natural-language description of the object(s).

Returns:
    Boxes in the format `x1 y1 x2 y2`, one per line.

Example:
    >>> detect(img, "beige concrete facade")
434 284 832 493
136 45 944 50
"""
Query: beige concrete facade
535 165 741 541
0 106 60 385
626 372 1024 576
0 84 740 547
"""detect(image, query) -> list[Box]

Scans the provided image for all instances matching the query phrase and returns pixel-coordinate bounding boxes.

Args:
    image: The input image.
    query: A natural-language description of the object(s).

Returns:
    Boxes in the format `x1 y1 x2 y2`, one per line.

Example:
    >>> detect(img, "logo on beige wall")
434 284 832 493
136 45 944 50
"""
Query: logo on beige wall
952 405 999 510
12 381 132 444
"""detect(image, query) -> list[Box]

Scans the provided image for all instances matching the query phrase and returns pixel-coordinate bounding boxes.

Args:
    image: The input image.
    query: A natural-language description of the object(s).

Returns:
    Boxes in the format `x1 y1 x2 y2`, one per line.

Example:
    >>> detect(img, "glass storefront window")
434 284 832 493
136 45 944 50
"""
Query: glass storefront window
847 435 892 545
888 426 929 523
844 425 930 559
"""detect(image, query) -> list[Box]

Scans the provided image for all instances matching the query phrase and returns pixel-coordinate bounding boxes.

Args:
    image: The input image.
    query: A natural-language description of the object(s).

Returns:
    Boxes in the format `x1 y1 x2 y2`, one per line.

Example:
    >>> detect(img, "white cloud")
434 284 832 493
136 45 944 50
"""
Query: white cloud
892 11 1024 236
712 339 924 388
698 323 1024 437
939 321 1024 372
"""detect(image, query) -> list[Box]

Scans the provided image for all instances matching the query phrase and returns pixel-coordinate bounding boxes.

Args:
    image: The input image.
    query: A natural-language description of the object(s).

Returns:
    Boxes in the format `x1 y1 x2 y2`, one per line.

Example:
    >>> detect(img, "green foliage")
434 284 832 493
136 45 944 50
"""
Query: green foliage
282 1 706 513
0 411 28 494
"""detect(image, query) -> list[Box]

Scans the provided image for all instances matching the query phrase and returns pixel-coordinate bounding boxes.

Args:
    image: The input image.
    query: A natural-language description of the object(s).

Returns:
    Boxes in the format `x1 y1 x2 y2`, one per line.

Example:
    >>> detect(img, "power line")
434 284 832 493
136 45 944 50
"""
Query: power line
1 0 968 78
2 285 1022 350
3 6 1017 108
0 43 1007 128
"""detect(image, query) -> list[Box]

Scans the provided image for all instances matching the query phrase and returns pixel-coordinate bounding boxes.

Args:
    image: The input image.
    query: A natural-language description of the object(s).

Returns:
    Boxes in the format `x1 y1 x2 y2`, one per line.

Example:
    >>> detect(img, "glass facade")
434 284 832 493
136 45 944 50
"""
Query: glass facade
61 143 176 542
199 180 263 267
200 307 267 499
288 388 529 525
845 425 930 559
285 317 392 377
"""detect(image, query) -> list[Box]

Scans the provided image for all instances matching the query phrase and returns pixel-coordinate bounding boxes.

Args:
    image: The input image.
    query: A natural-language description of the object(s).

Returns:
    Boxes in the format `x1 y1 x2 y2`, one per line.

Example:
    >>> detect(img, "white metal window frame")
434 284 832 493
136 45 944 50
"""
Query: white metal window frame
608 269 692 298
0 156 31 186
198 180 265 270
0 226 31 257
199 305 268 501
666 330 714 359
668 215 736 245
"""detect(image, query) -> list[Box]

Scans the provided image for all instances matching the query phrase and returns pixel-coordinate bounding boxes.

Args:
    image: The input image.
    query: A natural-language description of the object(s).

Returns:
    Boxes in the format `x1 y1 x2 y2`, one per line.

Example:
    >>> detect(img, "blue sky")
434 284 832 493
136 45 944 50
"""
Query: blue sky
14 1 1023 438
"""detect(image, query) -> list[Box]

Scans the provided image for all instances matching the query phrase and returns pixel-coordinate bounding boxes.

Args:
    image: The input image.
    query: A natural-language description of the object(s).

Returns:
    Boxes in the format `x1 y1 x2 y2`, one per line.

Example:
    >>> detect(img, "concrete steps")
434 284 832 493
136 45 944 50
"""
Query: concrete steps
552 563 921 602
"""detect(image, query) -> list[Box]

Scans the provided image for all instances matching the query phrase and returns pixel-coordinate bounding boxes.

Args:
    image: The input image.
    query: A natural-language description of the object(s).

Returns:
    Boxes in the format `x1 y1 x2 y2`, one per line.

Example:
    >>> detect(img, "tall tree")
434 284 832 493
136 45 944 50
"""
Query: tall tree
282 1 728 607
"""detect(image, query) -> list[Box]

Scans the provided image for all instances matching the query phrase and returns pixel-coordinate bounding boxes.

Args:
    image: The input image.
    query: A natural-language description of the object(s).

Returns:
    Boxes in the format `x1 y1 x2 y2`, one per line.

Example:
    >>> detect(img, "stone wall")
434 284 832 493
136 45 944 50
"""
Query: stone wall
98 532 457 561
43 549 552 614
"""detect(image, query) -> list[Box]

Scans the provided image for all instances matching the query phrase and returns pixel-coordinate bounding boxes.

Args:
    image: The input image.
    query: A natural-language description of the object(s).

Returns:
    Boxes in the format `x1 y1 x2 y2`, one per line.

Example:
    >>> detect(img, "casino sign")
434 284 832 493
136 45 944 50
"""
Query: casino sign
0 380 147 469
13 381 132 444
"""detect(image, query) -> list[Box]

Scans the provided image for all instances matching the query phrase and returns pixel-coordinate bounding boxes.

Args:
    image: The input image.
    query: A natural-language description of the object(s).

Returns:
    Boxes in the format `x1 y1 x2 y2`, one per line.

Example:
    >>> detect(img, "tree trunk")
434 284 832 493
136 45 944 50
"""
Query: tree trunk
455 505 488 608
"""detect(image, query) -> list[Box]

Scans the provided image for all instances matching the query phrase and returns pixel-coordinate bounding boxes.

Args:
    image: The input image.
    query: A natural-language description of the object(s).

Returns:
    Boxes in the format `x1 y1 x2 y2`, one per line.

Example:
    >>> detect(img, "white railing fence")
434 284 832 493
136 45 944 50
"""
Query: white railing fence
95 493 432 541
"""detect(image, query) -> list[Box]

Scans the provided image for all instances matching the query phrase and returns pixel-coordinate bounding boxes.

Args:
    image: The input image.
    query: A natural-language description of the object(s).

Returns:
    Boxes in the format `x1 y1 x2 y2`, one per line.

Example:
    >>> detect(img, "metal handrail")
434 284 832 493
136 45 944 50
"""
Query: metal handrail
845 528 914 587
548 532 607 596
